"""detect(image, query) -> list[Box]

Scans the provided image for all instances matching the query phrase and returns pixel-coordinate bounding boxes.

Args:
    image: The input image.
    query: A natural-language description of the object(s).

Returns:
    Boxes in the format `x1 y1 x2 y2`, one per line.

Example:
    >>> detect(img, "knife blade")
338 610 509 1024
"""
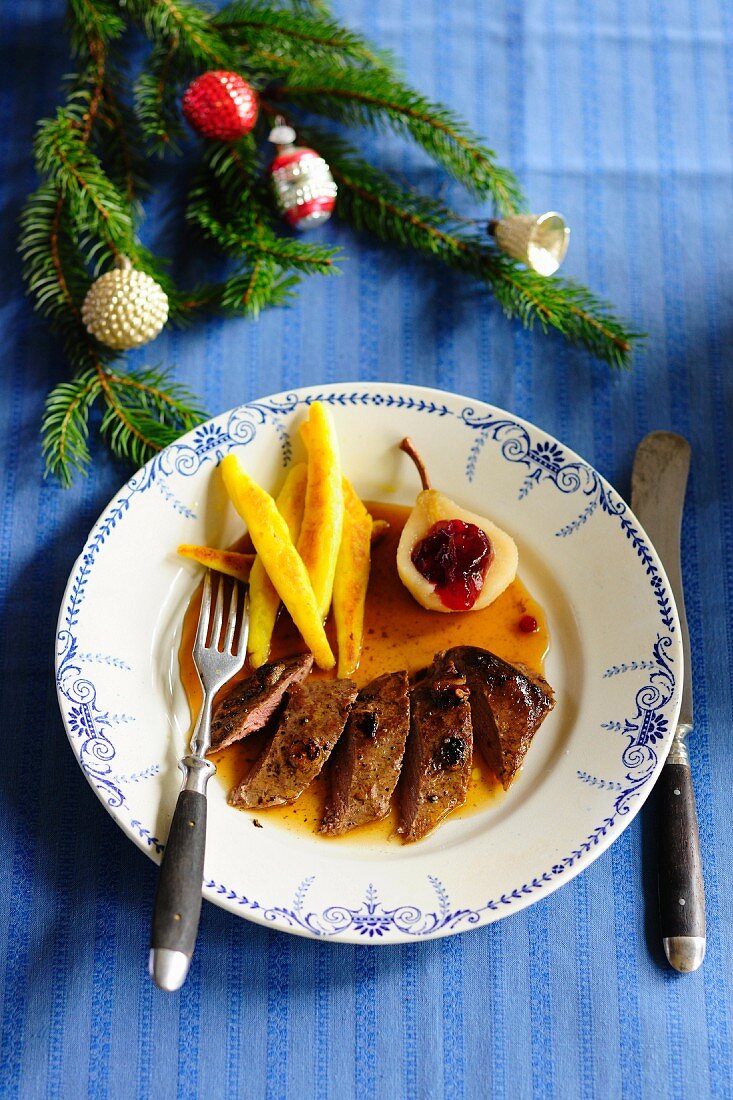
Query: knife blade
631 431 705 972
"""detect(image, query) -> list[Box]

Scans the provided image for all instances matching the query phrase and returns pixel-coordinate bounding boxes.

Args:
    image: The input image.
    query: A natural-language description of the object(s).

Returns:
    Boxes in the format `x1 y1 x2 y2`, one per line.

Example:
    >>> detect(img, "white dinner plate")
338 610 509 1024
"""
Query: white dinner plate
56 383 682 943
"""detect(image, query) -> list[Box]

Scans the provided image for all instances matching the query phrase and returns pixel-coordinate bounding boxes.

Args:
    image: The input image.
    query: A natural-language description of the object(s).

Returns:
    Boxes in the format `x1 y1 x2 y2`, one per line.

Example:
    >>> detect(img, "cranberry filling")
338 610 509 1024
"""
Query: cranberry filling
411 519 494 610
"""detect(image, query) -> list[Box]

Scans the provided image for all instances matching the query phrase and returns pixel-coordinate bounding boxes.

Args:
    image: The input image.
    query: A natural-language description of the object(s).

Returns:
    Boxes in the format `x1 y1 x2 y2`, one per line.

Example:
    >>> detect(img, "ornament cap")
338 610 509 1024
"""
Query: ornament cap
268 123 297 147
491 211 570 275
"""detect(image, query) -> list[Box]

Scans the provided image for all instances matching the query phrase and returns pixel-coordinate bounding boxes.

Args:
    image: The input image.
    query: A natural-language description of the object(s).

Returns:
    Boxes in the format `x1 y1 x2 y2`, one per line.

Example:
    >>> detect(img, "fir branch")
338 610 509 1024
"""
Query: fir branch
188 184 340 274
187 139 340 275
240 234 339 274
34 112 134 253
19 184 92 347
221 260 300 317
41 368 103 485
485 260 637 367
125 0 237 68
81 36 106 142
43 357 205 480
66 0 125 52
187 180 326 315
49 195 80 316
299 128 638 366
185 135 340 312
98 365 206 468
271 67 524 211
42 360 206 483
96 66 148 201
98 92 136 201
55 33 143 201
134 39 187 154
177 283 227 313
214 2 389 69
200 137 261 204
22 0 640 486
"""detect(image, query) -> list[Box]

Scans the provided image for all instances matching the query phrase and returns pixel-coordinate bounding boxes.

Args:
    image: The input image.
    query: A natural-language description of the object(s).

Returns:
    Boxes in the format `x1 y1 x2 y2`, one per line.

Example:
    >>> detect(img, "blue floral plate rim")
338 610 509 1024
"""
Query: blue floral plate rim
55 382 682 943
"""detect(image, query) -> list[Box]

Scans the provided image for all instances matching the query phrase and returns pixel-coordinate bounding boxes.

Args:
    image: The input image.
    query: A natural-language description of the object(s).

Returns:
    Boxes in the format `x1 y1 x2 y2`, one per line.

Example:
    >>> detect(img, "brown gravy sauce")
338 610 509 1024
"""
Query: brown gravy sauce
179 502 549 843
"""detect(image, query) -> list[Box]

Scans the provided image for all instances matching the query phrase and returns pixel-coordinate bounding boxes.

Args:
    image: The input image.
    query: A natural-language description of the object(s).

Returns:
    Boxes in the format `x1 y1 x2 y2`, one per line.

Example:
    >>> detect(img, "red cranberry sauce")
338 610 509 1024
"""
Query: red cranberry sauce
411 519 494 610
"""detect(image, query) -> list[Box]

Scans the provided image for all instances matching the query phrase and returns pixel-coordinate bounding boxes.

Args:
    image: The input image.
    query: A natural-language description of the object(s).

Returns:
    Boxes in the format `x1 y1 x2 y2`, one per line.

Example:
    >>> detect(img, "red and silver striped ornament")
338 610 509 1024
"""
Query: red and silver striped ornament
267 124 337 230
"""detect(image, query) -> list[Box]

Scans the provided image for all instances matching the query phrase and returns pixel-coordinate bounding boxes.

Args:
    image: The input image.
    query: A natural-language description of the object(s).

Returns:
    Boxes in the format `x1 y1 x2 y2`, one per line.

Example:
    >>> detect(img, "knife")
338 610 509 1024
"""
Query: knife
631 431 705 973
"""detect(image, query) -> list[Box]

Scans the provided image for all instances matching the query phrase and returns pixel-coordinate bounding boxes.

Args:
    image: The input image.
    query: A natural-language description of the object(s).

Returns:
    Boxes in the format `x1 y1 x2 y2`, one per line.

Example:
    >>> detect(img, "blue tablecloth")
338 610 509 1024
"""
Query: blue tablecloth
1 1 732 1097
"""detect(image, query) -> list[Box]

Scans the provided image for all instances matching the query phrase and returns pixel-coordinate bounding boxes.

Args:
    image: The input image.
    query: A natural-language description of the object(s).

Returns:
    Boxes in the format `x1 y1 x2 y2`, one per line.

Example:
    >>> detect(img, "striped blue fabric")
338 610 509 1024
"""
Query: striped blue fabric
1 0 732 1096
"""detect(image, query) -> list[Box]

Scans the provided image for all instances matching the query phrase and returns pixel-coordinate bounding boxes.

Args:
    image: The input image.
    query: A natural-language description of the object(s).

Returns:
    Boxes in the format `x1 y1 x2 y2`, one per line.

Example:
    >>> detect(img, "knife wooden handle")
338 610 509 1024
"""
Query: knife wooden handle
657 759 706 971
150 789 207 963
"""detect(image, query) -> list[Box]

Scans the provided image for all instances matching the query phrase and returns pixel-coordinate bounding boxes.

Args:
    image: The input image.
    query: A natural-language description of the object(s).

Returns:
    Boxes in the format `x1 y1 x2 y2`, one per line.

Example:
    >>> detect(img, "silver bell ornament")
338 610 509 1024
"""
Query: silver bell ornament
81 256 170 351
489 211 570 276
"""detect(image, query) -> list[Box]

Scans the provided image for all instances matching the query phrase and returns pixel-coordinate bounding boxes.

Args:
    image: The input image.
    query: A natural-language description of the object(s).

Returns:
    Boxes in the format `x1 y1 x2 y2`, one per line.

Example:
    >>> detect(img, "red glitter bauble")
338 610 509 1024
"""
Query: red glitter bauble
182 71 258 141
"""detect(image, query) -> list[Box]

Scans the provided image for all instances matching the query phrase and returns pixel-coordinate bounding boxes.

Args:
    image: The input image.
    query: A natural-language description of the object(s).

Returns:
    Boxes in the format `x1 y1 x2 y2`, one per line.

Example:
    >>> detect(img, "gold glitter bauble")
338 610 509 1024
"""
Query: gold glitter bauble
82 257 169 350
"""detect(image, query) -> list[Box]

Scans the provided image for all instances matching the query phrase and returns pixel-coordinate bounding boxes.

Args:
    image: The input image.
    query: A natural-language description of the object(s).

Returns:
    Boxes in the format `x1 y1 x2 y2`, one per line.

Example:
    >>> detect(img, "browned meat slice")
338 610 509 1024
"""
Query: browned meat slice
229 679 358 809
440 646 554 789
397 661 473 843
208 653 314 753
320 670 410 835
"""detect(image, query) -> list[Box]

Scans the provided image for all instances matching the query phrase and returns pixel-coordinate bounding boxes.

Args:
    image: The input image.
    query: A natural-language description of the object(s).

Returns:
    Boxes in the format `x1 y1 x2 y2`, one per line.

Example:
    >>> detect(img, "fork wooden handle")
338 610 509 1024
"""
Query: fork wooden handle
150 789 207 987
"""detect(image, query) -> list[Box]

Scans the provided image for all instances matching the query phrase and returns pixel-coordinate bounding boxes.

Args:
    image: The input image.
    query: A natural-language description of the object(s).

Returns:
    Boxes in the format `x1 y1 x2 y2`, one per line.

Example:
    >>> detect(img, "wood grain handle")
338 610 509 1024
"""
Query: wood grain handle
657 760 706 971
150 789 207 960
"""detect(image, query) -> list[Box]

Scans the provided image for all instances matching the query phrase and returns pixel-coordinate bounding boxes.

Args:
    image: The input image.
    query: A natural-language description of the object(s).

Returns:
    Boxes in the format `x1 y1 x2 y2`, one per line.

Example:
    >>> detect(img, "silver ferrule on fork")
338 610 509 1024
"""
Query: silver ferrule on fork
179 753 216 794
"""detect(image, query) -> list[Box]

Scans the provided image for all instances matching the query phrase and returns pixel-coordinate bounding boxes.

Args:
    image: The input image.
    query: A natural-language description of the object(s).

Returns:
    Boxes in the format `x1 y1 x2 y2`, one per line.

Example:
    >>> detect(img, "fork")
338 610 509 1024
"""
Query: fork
149 571 249 991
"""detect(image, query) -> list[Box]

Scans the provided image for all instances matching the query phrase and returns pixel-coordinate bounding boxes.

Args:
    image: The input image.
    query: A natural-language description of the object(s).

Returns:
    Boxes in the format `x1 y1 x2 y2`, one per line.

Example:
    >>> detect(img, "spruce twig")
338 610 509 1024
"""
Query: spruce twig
42 369 104 485
296 126 638 366
20 0 640 486
186 139 341 290
24 10 206 481
271 68 524 212
125 0 237 69
213 2 391 69
134 39 187 154
97 365 206 466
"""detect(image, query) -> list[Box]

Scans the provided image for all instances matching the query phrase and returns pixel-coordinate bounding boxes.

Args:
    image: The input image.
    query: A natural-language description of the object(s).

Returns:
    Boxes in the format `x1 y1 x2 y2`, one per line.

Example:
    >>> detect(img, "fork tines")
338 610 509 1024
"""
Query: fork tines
195 571 249 657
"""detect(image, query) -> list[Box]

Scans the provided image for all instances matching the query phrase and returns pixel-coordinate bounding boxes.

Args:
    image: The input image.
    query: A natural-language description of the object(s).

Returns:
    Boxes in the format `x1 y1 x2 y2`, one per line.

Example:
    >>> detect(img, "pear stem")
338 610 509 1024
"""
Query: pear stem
400 437 432 491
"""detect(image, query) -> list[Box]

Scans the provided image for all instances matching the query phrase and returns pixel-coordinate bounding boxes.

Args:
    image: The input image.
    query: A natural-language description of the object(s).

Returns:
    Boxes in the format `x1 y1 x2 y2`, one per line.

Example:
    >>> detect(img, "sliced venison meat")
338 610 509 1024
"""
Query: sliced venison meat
229 678 358 809
208 653 314 753
321 670 410 835
439 646 554 789
398 660 473 843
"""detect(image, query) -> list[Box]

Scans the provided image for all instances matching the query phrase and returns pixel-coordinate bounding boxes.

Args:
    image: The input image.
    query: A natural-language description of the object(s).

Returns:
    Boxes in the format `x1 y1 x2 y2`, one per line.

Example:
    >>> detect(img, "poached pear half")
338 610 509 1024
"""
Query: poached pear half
396 438 518 613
